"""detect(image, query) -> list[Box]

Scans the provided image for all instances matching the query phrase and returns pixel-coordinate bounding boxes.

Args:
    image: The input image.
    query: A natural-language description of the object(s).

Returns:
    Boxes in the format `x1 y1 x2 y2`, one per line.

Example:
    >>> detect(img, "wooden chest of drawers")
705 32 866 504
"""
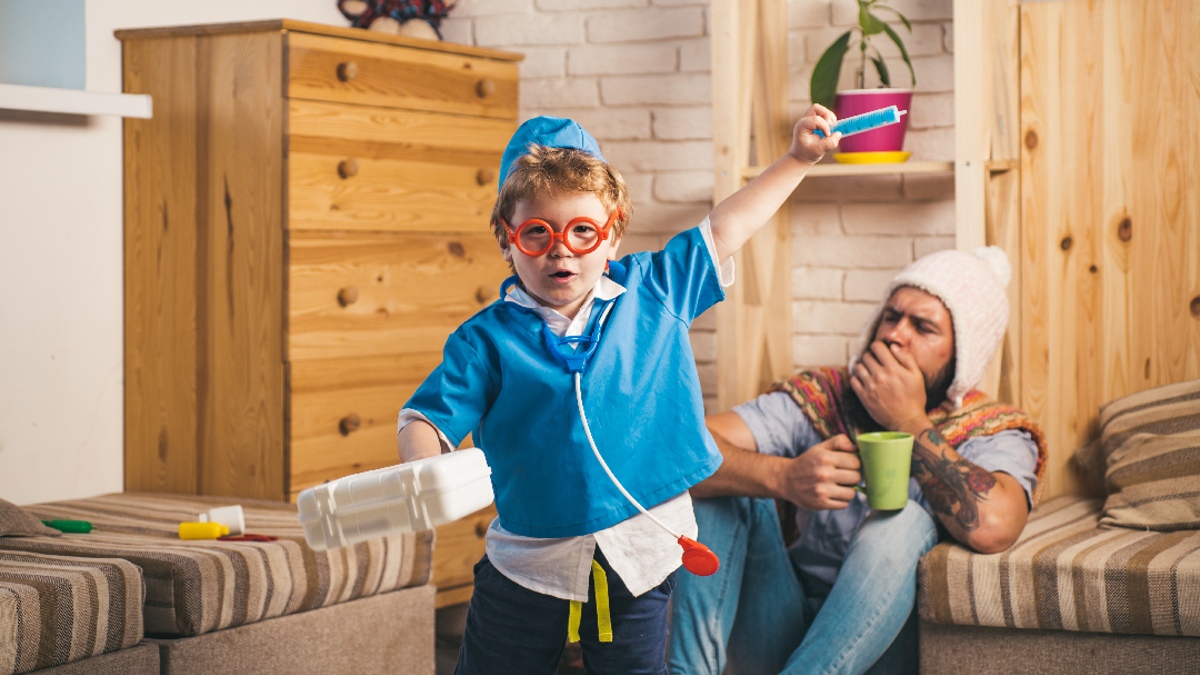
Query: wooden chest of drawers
119 20 516 605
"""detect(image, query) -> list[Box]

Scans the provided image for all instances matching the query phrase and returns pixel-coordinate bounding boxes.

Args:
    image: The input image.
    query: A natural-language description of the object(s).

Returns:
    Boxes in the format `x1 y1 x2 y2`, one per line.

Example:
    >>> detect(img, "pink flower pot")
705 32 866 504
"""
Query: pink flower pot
833 89 913 153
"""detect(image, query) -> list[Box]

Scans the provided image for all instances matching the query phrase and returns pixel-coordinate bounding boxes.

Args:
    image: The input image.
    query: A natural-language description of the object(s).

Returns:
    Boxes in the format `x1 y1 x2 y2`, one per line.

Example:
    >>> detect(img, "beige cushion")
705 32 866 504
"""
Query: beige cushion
0 498 60 538
1091 378 1200 531
1 493 433 637
917 494 1200 637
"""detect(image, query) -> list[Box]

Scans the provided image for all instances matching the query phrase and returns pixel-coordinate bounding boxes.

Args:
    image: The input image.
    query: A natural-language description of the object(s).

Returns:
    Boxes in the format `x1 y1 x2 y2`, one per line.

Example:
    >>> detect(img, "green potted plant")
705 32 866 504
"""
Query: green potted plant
810 0 917 159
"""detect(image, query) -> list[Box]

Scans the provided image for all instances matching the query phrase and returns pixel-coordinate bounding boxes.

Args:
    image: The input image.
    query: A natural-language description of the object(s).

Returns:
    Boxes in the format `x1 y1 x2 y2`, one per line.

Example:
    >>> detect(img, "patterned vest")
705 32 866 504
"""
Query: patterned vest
770 367 1049 542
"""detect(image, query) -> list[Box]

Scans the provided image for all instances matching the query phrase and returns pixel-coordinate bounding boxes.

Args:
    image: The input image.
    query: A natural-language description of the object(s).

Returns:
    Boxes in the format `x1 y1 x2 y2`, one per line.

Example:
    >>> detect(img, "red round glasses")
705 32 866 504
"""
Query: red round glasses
502 209 620 257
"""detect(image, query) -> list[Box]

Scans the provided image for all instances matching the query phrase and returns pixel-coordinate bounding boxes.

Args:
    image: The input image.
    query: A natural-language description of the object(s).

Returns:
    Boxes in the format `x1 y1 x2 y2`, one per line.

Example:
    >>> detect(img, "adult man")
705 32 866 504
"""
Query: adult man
668 247 1046 675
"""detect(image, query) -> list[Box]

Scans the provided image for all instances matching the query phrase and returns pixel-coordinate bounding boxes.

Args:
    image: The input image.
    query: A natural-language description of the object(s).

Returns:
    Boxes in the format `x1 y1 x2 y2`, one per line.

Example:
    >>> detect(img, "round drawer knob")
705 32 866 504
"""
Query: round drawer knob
339 413 362 436
338 158 359 179
476 168 494 186
338 286 359 307
476 78 496 98
337 61 359 82
474 520 488 538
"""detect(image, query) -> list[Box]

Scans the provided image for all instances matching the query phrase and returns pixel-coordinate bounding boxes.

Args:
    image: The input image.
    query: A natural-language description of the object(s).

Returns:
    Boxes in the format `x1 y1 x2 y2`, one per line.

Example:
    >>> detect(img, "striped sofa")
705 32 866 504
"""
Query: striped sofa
0 493 436 675
0 551 152 675
917 379 1200 675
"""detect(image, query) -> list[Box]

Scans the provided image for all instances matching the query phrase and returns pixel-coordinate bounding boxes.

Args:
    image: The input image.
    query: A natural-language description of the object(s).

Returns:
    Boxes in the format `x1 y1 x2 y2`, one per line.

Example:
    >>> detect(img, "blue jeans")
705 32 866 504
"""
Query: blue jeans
668 497 937 675
456 550 676 675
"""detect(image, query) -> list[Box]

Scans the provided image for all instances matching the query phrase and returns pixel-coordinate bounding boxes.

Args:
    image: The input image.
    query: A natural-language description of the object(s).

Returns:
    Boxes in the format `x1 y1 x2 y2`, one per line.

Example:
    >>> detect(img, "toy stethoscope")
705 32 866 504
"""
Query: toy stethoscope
500 276 720 577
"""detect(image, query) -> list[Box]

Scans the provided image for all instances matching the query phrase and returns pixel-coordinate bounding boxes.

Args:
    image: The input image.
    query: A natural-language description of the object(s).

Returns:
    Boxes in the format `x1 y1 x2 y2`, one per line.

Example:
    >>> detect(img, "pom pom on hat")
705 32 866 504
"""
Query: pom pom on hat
973 245 1012 287
851 246 1011 410
498 116 606 192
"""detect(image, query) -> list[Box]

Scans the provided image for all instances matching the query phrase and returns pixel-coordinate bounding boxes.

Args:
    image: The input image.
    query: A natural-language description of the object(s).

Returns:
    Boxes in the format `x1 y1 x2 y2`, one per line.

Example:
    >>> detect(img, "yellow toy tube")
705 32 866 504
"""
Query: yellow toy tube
178 522 229 540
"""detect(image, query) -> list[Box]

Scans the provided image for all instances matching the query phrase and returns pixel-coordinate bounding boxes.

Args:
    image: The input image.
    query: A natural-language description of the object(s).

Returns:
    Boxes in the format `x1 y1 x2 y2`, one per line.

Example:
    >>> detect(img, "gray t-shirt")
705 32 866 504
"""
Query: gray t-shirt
733 391 1040 599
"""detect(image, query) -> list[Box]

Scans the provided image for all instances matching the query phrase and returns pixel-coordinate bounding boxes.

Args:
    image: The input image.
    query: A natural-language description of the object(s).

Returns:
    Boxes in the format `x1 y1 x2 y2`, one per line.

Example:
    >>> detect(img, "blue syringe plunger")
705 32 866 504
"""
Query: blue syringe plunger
814 105 907 139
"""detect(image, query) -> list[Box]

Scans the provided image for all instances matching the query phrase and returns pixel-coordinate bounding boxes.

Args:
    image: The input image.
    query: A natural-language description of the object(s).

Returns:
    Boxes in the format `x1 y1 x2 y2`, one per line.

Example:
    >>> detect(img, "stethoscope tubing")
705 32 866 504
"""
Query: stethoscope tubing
573 369 682 541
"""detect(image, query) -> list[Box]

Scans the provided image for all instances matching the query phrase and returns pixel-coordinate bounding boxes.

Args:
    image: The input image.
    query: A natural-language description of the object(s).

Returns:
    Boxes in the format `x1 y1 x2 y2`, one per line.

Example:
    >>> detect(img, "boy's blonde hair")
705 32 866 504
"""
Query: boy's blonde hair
490 145 632 249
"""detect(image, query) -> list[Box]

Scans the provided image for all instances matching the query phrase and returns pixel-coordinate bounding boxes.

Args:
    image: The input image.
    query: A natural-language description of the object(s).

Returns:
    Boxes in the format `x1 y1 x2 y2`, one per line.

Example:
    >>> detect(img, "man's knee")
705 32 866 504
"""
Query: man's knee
852 500 938 563
894 500 938 550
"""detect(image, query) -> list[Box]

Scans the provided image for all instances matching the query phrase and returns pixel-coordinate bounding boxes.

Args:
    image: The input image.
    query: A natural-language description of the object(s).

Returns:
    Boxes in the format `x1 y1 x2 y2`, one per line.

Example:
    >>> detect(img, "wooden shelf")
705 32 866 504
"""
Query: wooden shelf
741 160 953 181
0 83 152 118
986 158 1019 174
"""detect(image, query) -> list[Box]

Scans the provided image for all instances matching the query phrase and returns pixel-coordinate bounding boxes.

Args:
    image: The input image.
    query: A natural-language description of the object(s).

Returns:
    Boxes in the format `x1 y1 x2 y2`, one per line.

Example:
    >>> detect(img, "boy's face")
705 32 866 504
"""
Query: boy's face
499 190 623 320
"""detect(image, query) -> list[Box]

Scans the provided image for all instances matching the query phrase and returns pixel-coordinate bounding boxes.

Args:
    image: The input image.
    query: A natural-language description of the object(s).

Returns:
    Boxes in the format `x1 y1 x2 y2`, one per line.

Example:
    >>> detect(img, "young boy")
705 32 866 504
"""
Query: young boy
398 110 840 675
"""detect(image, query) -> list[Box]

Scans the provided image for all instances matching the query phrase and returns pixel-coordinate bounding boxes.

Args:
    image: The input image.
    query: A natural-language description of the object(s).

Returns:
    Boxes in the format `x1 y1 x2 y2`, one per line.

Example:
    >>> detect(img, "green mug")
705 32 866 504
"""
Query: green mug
854 431 914 510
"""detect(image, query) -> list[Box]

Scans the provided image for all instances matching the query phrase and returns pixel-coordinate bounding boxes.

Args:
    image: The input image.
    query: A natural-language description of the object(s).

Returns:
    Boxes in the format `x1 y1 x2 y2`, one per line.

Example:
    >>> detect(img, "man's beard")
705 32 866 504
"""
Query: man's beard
924 355 956 411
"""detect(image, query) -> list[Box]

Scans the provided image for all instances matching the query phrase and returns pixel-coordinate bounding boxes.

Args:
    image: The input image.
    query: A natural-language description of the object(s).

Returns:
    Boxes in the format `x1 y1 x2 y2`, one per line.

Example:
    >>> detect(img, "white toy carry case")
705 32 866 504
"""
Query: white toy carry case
297 448 493 551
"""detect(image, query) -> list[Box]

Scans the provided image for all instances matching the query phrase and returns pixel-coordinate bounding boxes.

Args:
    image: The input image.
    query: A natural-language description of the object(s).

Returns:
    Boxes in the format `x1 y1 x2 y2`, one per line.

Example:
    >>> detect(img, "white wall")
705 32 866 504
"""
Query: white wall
0 1 343 505
786 0 957 369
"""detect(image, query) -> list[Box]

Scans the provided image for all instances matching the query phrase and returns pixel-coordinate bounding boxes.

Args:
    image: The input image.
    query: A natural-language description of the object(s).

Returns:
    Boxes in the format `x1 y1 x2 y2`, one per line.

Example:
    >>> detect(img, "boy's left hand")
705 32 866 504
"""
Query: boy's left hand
790 104 841 165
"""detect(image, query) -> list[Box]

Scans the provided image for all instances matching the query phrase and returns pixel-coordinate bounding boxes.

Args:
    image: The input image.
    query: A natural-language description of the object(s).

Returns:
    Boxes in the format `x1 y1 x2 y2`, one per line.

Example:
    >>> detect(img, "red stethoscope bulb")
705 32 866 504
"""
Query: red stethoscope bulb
678 536 720 576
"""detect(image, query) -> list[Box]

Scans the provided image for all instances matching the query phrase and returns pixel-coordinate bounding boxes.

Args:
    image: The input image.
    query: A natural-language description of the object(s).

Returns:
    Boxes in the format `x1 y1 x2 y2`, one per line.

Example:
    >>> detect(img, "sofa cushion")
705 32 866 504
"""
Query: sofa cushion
0 493 433 638
917 494 1200 637
0 499 60 538
0 551 144 675
1090 378 1200 531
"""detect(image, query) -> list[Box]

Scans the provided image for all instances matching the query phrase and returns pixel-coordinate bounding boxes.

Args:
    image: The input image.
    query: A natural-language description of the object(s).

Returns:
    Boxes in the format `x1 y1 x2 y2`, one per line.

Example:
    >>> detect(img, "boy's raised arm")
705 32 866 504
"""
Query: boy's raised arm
709 104 841 263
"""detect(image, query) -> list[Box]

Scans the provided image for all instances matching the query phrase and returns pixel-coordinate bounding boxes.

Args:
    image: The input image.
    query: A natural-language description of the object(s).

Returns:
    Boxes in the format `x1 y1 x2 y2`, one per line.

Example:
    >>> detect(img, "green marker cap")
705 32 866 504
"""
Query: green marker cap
42 519 92 534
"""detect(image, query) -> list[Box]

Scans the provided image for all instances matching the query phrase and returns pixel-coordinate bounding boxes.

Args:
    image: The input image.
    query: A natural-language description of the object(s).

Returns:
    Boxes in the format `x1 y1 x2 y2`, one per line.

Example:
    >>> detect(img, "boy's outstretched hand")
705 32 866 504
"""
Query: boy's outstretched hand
708 103 843 262
790 104 842 165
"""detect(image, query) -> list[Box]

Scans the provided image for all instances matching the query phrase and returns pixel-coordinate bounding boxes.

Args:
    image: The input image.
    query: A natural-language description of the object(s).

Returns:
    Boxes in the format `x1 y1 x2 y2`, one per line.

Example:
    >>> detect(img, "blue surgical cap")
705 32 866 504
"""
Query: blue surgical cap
498 116 607 193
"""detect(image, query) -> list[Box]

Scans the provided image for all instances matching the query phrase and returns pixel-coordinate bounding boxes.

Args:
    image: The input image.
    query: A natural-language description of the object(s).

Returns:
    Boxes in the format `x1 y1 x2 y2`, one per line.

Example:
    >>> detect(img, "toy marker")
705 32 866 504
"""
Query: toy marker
42 519 92 533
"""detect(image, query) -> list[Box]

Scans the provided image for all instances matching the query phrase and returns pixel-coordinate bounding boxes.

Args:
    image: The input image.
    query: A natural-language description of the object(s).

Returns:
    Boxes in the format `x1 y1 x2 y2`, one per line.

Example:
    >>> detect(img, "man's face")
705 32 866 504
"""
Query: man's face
873 286 956 408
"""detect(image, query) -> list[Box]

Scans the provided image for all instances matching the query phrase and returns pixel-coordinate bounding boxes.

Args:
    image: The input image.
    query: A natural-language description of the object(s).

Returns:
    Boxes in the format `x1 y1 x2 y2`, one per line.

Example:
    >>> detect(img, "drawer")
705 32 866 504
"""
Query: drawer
287 230 512 362
287 100 514 233
287 32 518 119
287 353 442 498
432 504 496 592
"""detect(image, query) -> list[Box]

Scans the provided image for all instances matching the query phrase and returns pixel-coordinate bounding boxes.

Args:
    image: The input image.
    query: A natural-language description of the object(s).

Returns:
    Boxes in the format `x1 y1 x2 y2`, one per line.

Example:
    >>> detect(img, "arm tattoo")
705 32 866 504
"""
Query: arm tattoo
909 427 997 532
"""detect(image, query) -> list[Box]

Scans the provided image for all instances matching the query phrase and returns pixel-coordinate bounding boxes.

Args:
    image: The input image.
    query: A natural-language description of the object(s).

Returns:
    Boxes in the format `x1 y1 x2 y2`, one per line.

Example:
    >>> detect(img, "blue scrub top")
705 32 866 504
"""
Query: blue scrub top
405 226 725 538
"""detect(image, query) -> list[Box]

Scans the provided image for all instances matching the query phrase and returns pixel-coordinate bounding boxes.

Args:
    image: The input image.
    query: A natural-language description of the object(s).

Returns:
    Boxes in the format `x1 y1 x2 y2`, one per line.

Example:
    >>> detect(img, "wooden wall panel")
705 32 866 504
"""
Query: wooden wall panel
1020 0 1199 500
984 168 1021 405
712 0 794 410
978 0 1022 405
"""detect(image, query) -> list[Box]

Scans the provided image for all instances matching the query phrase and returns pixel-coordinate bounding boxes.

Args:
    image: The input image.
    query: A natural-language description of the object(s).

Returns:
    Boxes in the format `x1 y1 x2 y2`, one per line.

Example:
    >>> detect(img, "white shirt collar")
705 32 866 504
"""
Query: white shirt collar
504 274 626 338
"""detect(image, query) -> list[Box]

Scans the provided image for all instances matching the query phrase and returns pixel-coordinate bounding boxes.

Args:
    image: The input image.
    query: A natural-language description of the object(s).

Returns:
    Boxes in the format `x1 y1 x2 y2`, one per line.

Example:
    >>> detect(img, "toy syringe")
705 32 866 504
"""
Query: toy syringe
814 105 907 139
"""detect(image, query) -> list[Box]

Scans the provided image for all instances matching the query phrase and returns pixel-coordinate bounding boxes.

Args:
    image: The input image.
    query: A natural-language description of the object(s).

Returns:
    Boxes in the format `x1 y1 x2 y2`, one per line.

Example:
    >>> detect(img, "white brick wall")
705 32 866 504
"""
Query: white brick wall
783 0 955 381
440 0 957 412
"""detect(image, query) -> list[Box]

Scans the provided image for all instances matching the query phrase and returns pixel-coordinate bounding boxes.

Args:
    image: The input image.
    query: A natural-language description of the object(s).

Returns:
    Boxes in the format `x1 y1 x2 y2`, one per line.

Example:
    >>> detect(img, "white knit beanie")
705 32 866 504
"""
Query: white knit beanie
851 246 1012 411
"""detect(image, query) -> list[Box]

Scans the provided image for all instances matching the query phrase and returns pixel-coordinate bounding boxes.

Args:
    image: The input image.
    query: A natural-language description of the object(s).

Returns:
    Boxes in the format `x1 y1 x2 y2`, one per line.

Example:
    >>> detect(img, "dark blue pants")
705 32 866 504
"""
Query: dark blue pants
454 549 676 675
